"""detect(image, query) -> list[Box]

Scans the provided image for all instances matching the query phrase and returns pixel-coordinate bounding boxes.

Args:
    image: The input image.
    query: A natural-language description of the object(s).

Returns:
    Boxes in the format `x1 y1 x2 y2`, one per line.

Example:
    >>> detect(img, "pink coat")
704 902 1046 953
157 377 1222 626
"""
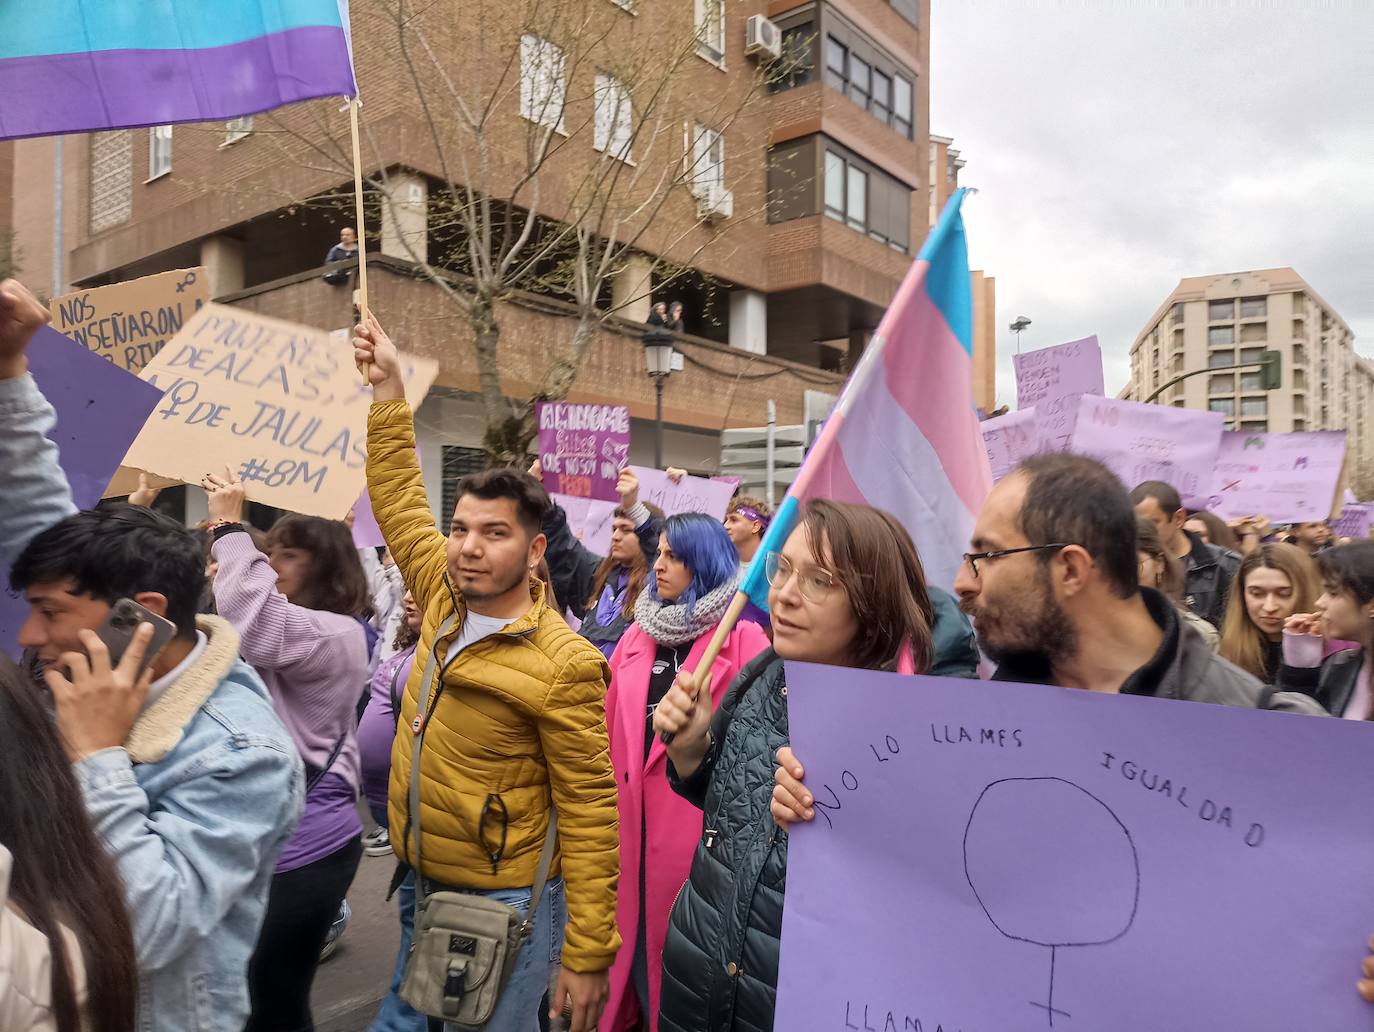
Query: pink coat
600 619 772 1032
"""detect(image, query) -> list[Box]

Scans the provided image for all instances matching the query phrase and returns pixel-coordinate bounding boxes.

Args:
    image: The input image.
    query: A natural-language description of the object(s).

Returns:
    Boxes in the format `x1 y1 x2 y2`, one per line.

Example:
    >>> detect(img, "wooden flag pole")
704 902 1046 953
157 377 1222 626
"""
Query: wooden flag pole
348 97 370 383
659 589 751 744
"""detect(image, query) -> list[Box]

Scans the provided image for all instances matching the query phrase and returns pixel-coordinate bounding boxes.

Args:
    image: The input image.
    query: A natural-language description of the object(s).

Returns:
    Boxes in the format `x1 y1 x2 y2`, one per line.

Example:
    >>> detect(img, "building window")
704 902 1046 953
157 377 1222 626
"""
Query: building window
441 446 487 522
846 165 867 229
1208 299 1234 321
520 35 567 132
1294 369 1306 390
690 124 724 198
1171 302 1185 325
824 150 846 217
888 0 919 25
824 36 847 90
1293 343 1306 364
90 131 133 233
1293 418 1306 431
770 23 816 92
1240 296 1267 319
1239 420 1268 432
148 125 173 180
1239 371 1263 391
892 75 913 138
695 0 725 63
871 70 892 122
593 73 632 162
1207 326 1233 347
847 53 871 107
1239 322 1266 343
1209 374 1235 394
1209 399 1235 417
1208 351 1235 369
1240 397 1268 418
224 116 253 144
1238 346 1263 365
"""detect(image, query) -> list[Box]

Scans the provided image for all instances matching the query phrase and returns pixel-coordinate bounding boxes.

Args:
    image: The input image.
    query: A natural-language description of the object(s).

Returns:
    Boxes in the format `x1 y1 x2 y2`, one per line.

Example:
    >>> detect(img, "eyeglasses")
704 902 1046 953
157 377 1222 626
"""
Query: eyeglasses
764 551 841 604
962 543 1070 578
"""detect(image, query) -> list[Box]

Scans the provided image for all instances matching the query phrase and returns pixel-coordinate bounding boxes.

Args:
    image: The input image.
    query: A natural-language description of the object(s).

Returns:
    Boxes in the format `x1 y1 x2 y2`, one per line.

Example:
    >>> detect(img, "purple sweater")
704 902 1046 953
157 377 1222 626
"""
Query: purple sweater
212 531 365 872
358 644 416 812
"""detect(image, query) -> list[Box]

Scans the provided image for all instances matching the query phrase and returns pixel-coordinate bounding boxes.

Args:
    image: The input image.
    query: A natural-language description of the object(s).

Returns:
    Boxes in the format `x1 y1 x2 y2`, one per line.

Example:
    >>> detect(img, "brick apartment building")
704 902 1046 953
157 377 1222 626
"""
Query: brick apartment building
1 0 996 518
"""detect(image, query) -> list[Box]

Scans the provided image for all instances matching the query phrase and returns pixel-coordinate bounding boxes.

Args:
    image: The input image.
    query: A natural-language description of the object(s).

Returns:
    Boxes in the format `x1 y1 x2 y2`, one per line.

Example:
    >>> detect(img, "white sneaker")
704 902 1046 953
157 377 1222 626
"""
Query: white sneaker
364 828 393 857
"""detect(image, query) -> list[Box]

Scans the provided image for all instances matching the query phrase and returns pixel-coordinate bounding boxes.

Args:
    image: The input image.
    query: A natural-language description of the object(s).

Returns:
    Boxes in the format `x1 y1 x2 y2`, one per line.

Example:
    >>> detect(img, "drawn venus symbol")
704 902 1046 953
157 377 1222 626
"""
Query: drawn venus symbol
963 778 1140 1027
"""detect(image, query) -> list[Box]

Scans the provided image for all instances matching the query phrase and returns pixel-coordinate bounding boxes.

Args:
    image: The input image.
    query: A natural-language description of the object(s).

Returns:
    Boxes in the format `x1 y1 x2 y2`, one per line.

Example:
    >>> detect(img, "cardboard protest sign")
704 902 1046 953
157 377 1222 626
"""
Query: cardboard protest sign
778 662 1374 1032
1069 397 1223 499
0 326 166 654
118 304 438 519
550 494 620 556
1201 431 1348 524
1332 502 1373 541
537 403 630 502
52 267 210 374
980 408 1039 481
1013 336 1104 452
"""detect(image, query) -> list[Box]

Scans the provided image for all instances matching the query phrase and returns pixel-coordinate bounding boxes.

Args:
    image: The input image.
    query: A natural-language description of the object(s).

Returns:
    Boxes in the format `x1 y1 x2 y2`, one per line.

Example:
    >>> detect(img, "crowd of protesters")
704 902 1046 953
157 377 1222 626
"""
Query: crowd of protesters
1 276 1372 1032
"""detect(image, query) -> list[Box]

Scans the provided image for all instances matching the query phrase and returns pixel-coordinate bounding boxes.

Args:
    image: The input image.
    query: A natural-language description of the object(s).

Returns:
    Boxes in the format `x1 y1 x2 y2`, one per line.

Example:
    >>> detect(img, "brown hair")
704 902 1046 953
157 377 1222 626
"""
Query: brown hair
582 503 661 621
459 468 550 537
1135 516 1187 601
265 516 374 618
800 499 934 673
1218 543 1320 681
728 495 772 534
1185 510 1239 552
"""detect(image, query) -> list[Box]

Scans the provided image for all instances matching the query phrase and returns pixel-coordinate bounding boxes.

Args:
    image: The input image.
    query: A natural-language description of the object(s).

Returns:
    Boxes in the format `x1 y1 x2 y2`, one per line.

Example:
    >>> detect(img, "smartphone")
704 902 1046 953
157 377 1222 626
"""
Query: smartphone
95 599 178 674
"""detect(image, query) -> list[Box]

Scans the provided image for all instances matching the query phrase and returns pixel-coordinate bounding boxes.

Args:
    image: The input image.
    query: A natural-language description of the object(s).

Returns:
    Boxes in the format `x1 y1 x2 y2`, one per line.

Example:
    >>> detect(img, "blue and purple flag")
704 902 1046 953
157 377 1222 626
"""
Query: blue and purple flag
0 1 357 141
742 188 993 603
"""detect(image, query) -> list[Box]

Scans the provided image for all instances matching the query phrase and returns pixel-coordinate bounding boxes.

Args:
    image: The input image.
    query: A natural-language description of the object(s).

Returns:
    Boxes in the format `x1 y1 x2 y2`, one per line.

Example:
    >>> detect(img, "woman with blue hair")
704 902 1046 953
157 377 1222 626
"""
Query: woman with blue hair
600 513 770 1032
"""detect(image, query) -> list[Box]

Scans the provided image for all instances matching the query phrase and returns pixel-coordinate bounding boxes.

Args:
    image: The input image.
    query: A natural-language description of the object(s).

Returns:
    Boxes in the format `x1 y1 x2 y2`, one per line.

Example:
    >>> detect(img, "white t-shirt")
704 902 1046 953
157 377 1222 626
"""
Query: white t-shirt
452 611 514 656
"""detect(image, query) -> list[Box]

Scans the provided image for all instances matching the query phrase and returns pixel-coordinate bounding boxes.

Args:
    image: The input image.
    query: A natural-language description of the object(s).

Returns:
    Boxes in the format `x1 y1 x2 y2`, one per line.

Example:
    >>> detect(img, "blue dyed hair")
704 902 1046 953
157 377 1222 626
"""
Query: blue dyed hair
651 512 740 609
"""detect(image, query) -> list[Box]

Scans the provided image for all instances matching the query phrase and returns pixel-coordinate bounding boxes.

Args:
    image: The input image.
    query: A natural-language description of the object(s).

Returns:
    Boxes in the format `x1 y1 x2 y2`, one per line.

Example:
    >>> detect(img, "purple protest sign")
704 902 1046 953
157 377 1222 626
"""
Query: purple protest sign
1202 431 1348 524
1013 336 1104 452
980 408 1039 482
777 661 1374 1032
536 402 630 503
0 327 165 654
350 490 386 550
1332 502 1373 541
634 467 736 523
1069 396 1224 499
29 325 163 509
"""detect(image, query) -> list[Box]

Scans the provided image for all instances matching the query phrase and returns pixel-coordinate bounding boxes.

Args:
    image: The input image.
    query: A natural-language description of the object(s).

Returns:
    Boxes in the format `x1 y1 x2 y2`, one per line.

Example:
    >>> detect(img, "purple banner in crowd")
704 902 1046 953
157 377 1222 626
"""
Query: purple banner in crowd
537 403 630 503
980 408 1039 481
0 326 165 653
1069 396 1223 499
1332 502 1373 541
1013 336 1104 452
1201 431 1348 524
350 490 386 550
777 662 1374 1032
552 467 738 555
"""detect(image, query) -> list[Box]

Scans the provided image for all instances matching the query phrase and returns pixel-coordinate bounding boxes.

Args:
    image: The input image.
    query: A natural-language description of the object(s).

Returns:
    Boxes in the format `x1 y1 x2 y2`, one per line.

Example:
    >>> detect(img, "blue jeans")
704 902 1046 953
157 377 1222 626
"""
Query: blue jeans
436 879 567 1032
368 807 427 1032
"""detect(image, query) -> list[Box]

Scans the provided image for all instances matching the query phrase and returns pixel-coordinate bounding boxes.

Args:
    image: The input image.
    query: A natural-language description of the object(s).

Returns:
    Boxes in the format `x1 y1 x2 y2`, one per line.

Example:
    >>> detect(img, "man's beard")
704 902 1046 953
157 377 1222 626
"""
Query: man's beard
458 565 530 604
971 567 1078 667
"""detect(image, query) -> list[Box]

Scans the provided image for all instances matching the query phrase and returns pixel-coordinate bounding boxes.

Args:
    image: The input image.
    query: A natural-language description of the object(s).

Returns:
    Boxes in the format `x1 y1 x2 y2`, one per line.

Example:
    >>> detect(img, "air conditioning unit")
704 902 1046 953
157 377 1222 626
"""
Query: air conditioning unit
698 184 733 222
744 15 782 62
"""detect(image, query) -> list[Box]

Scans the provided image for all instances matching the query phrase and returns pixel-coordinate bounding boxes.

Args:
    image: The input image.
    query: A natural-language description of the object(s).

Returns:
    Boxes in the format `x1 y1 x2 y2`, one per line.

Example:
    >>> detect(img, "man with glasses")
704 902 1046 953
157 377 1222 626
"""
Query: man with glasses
952 453 1321 708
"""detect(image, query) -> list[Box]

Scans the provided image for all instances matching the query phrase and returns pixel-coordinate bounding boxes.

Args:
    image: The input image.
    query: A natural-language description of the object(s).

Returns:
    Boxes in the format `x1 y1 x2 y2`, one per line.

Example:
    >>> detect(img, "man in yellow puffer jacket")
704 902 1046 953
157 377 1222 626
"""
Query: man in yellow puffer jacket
355 314 620 1032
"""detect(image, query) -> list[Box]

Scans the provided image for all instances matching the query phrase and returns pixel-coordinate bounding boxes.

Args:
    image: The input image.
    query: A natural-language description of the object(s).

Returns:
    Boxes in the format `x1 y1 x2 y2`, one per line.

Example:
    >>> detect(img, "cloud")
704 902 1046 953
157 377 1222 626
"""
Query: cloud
930 1 1374 403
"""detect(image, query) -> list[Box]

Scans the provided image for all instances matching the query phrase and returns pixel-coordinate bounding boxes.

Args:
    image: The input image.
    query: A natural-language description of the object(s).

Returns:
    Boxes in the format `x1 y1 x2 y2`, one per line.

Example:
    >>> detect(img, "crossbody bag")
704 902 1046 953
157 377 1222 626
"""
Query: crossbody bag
398 613 559 1027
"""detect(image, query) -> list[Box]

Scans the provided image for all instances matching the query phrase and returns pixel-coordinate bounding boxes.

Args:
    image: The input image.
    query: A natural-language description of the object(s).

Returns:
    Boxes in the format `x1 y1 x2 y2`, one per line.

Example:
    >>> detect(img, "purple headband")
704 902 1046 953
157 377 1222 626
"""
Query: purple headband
733 505 770 529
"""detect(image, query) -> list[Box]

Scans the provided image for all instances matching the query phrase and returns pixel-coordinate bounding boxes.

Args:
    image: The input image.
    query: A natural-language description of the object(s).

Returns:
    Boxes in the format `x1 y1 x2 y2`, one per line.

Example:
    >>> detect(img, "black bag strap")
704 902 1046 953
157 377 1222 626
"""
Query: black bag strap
304 732 347 795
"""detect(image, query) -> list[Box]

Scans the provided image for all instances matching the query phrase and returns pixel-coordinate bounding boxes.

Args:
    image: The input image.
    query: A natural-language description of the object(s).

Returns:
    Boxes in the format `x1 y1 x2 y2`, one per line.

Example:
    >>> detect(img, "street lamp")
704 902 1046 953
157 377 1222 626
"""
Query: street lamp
644 341 674 468
1009 315 1032 353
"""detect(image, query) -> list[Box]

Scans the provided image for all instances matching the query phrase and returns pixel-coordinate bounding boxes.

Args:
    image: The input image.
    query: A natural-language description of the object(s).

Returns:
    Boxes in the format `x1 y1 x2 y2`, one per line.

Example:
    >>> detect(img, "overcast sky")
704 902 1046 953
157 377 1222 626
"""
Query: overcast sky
929 1 1374 406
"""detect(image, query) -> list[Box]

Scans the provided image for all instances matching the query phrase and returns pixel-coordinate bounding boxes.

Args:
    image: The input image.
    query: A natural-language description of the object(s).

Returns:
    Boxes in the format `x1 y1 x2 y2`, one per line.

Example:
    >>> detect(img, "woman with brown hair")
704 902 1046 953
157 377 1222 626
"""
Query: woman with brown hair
652 499 952 1032
1219 543 1321 685
204 472 372 1032
1135 515 1222 649
0 656 137 1032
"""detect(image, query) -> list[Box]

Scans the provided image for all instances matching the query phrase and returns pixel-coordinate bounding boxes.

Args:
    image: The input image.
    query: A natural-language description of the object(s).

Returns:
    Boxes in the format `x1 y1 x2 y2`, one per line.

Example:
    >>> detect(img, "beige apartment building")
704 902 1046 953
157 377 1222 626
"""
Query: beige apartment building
1124 268 1374 497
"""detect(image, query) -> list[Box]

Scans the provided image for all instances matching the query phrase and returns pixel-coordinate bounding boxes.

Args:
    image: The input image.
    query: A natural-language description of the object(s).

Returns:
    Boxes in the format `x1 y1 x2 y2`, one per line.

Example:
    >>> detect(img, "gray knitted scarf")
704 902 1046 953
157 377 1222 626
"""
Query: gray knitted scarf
633 570 742 647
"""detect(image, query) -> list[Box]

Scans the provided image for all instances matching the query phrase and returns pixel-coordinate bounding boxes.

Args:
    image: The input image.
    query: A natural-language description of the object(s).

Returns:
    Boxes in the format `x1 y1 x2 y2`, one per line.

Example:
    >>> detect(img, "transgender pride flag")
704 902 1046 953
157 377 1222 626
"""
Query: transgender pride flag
743 187 992 601
0 1 357 141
